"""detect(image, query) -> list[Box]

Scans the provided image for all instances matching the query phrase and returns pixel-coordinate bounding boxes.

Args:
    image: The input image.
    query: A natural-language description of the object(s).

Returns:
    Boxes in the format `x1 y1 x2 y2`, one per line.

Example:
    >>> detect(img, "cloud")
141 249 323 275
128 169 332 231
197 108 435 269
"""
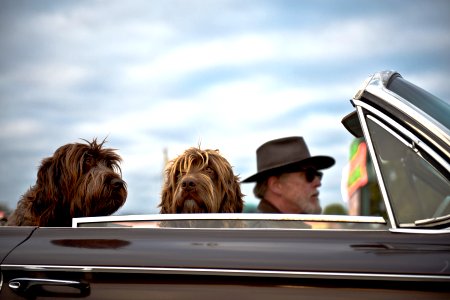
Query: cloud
1 0 449 215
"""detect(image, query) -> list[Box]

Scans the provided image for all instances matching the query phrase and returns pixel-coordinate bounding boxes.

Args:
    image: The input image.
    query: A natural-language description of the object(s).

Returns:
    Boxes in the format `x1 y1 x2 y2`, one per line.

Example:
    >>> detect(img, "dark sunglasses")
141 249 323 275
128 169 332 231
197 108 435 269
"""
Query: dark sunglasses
301 168 323 183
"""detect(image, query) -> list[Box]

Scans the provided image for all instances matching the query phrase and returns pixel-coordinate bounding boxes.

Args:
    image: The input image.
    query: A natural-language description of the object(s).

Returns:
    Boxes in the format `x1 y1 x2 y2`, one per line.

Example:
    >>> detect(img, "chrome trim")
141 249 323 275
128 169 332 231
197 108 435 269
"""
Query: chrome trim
8 278 83 290
72 213 386 227
355 105 398 229
353 70 399 100
2 264 449 282
390 228 450 234
378 70 399 87
365 80 450 156
354 73 374 100
353 100 450 172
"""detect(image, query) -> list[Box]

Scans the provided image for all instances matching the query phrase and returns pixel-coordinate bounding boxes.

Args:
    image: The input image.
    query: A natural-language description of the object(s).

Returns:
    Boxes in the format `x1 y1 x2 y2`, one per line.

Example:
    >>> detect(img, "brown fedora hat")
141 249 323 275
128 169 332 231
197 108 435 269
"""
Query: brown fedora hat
242 136 335 183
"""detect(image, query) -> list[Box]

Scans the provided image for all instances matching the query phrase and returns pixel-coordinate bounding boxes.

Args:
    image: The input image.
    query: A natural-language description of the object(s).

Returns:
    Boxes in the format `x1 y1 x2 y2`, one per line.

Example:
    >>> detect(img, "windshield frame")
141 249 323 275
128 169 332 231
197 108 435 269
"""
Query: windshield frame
353 99 449 230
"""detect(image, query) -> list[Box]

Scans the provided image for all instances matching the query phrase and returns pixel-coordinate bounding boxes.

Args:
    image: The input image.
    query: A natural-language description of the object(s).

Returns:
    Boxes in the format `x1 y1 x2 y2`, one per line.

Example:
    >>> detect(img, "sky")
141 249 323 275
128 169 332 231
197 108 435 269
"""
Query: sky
1 0 449 215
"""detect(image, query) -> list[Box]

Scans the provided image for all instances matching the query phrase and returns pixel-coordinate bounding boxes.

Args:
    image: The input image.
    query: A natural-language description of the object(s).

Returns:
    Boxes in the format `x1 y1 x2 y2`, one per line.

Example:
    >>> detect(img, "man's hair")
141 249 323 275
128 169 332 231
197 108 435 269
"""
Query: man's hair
253 171 289 199
253 177 271 200
253 180 267 200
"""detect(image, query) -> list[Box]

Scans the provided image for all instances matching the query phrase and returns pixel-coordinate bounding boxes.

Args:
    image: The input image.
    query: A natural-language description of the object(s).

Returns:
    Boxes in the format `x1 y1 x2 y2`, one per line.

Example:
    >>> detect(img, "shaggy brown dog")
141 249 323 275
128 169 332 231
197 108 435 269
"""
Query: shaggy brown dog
160 147 244 213
7 138 127 227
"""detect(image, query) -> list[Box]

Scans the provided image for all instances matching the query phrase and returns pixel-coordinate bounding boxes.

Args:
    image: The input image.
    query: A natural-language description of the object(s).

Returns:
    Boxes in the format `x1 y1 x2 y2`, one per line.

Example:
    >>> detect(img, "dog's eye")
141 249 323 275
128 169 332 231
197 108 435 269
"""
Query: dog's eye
84 153 95 169
205 167 215 177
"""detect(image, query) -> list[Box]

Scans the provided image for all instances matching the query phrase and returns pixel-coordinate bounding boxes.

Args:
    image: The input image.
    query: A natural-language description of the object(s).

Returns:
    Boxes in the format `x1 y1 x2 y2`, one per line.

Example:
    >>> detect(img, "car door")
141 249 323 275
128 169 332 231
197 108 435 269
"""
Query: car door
0 226 37 298
1 226 450 299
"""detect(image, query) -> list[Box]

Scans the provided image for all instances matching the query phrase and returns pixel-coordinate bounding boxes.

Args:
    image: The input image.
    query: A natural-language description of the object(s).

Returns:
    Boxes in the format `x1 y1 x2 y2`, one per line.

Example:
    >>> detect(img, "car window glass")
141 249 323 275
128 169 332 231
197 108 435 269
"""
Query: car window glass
387 75 450 129
74 216 387 230
366 116 450 226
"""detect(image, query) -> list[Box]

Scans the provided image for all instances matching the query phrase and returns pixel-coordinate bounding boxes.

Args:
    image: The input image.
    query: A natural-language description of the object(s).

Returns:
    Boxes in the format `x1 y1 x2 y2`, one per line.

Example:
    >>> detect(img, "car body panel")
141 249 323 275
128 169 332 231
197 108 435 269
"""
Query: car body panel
0 227 36 262
2 227 450 277
1 227 450 299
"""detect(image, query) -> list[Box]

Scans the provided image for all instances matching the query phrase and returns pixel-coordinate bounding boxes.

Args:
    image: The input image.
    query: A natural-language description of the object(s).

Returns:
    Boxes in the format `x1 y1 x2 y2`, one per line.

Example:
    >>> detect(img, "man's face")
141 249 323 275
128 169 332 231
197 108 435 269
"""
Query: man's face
278 169 322 214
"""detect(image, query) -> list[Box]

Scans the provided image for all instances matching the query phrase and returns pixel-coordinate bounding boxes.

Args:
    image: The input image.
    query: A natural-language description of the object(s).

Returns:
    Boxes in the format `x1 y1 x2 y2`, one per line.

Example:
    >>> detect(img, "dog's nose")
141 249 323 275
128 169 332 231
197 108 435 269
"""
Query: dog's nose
111 178 125 189
181 178 196 191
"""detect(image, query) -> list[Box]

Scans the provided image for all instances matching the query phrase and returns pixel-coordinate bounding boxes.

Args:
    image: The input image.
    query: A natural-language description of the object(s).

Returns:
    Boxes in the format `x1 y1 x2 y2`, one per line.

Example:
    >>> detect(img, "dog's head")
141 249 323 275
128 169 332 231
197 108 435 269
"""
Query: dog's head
160 147 244 214
32 138 127 225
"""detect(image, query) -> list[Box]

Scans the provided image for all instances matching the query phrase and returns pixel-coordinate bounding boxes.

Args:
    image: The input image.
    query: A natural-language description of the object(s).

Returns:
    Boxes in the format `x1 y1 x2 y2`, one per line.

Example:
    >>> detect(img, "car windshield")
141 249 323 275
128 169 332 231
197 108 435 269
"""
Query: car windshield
366 116 450 227
387 75 450 129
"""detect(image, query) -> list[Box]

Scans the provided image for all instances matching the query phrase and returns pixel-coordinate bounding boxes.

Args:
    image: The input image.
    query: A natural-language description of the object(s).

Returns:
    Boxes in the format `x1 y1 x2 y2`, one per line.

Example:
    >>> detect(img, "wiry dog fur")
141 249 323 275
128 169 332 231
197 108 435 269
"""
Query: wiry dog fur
7 138 127 227
160 147 244 213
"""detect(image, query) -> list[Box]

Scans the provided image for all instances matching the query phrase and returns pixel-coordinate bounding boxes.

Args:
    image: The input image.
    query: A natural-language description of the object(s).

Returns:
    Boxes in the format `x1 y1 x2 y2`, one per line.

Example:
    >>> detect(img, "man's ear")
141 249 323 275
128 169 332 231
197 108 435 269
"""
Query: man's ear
267 176 283 195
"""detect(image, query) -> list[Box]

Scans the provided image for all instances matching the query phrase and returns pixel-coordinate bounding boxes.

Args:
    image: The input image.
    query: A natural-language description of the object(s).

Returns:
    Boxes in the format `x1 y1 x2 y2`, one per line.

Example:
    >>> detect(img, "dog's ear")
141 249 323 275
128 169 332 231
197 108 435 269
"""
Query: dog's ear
159 166 175 213
159 187 171 214
220 175 244 213
31 156 61 225
159 160 179 214
208 152 244 213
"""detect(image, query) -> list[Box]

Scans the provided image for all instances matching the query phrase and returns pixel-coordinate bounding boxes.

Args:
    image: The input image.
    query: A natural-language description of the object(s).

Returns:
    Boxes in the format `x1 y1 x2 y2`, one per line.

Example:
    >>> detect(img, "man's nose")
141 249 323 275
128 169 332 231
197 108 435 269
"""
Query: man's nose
313 176 322 187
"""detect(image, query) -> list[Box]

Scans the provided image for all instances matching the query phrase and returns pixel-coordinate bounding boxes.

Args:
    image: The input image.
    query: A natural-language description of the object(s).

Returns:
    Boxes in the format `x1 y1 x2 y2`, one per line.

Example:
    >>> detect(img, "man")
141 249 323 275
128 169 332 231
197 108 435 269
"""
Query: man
242 136 335 214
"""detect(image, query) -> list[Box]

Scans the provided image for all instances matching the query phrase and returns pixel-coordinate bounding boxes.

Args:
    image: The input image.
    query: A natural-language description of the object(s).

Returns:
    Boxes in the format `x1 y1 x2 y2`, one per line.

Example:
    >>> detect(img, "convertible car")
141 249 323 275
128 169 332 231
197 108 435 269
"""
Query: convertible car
1 71 449 299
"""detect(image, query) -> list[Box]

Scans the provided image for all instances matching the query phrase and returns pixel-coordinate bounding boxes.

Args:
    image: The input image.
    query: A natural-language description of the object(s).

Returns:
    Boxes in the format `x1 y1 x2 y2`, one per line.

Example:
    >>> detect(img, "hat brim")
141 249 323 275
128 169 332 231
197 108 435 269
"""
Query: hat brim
242 155 335 183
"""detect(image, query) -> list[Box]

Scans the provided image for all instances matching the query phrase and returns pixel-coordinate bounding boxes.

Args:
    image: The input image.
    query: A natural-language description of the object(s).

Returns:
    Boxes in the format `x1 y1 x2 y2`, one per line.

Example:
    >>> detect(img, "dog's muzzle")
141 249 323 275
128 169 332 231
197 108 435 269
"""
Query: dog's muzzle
181 177 197 192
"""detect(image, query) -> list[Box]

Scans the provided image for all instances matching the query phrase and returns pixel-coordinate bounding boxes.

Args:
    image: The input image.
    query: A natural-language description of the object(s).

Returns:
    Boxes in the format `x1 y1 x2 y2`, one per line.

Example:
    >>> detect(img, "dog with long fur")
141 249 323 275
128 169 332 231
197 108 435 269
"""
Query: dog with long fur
160 147 244 214
7 138 127 227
